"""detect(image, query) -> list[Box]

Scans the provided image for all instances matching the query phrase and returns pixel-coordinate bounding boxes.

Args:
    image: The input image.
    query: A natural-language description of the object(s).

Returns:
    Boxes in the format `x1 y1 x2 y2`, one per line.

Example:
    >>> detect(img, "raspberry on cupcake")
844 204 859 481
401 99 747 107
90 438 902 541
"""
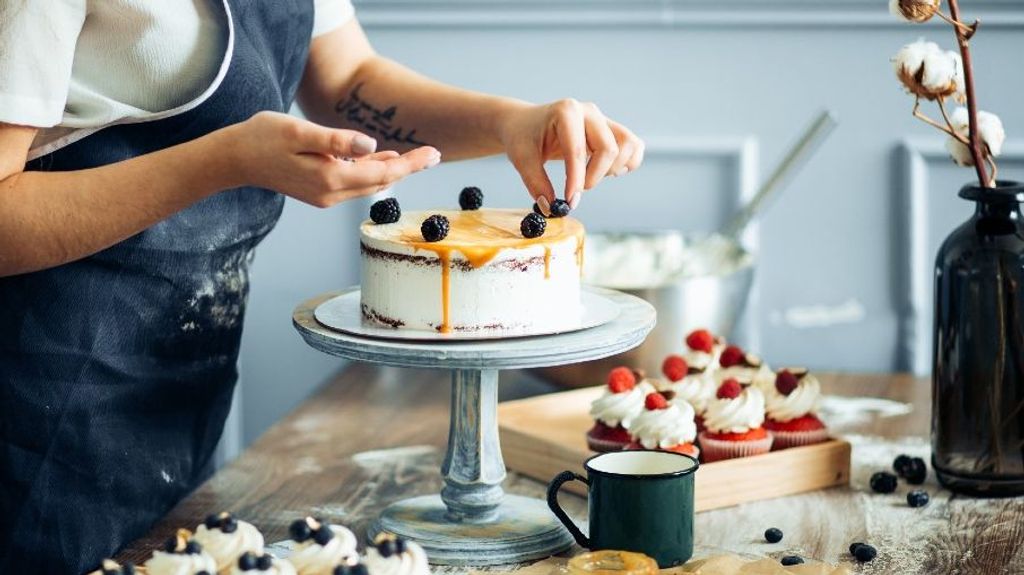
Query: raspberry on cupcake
684 328 726 370
715 344 774 391
662 353 716 431
698 379 773 462
764 368 828 449
587 366 656 452
624 392 699 458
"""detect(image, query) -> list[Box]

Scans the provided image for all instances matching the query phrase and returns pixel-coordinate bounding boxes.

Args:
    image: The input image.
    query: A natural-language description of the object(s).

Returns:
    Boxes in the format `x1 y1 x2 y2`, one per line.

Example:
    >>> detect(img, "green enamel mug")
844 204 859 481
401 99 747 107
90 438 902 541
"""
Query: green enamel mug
546 450 699 568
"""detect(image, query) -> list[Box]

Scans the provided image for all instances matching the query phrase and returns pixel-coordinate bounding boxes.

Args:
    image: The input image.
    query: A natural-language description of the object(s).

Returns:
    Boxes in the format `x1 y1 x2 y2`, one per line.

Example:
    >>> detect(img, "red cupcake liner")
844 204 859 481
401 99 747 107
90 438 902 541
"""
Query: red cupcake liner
769 427 830 450
587 433 631 453
698 431 773 462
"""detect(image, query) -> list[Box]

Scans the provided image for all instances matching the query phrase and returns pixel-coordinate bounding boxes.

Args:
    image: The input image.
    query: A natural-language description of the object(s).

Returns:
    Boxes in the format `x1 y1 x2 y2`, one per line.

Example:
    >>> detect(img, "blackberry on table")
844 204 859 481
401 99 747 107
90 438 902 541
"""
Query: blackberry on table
369 198 401 224
853 543 878 562
421 214 450 242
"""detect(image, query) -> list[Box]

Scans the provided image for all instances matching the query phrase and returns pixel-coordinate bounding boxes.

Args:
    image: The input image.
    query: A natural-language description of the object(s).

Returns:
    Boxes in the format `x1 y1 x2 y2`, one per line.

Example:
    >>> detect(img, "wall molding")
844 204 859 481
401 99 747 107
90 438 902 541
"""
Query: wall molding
897 138 1024 376
355 0 1024 29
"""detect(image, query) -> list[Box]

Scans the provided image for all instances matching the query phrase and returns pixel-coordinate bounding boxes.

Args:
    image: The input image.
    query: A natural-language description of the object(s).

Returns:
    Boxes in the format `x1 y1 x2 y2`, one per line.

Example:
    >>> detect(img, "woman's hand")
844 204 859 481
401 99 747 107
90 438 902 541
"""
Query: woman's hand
231 111 440 208
497 99 644 212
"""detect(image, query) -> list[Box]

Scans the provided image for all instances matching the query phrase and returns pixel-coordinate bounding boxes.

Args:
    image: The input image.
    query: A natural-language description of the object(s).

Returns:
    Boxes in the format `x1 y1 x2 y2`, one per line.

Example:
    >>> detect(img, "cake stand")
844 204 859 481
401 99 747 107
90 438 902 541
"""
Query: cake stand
292 286 656 566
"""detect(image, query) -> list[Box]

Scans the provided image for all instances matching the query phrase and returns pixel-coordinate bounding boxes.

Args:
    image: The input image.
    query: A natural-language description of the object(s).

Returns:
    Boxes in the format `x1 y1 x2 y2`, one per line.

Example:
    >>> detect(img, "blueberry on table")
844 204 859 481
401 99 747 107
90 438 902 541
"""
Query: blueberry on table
907 490 930 508
548 199 571 218
780 555 804 566
903 457 927 484
370 198 401 224
893 454 913 475
459 186 484 210
764 527 783 543
420 214 450 242
869 471 898 494
849 542 865 555
853 543 877 562
520 212 547 238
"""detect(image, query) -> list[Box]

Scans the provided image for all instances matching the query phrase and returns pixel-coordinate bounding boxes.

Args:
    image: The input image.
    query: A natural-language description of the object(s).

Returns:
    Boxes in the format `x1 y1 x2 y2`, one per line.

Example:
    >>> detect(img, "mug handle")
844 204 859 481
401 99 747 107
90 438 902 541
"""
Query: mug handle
546 470 591 548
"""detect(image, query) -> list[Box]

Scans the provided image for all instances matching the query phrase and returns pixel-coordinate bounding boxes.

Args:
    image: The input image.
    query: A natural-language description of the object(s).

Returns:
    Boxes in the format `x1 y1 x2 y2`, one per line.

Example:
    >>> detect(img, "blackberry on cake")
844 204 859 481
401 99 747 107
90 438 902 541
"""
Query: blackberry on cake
520 212 547 238
420 214 450 242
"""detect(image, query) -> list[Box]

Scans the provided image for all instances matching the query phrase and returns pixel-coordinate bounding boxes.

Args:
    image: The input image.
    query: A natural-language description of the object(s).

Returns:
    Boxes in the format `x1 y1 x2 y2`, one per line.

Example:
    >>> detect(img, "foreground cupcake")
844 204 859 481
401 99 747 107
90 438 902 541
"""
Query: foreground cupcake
699 379 773 462
288 517 358 575
194 512 265 573
145 529 218 575
625 392 699 458
89 559 137 575
662 354 716 430
765 368 828 449
363 534 431 575
587 367 655 452
715 345 774 390
231 551 296 575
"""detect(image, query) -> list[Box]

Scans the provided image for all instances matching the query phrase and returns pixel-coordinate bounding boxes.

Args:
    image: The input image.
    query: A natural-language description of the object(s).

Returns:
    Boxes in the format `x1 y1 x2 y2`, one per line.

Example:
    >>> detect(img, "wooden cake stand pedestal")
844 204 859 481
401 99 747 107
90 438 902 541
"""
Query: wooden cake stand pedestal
293 287 655 566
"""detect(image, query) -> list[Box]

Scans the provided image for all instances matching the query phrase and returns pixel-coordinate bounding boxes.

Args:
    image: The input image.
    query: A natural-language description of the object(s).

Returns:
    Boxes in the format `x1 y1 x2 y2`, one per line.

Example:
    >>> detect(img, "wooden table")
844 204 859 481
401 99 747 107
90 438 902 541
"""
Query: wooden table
118 367 1024 574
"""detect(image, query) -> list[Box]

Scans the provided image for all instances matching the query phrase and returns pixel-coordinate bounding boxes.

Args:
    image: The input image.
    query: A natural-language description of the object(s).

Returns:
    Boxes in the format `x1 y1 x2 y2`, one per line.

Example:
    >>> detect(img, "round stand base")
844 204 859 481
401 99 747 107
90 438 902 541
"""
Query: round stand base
369 494 575 566
934 456 1024 497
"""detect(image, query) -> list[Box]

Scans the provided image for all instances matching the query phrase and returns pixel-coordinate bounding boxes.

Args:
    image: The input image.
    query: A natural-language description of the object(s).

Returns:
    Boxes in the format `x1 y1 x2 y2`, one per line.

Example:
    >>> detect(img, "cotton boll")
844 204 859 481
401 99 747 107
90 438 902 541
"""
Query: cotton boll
893 40 964 102
890 0 940 22
946 107 1006 166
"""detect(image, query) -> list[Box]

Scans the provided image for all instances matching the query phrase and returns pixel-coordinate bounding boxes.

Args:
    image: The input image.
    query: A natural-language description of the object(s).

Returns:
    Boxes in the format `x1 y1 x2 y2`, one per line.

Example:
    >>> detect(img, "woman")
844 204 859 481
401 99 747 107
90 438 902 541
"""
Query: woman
0 1 643 572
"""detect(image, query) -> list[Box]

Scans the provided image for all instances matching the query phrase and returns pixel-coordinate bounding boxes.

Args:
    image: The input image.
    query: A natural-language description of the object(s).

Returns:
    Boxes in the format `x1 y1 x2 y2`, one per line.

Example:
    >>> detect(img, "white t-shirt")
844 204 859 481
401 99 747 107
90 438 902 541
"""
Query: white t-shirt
0 0 354 160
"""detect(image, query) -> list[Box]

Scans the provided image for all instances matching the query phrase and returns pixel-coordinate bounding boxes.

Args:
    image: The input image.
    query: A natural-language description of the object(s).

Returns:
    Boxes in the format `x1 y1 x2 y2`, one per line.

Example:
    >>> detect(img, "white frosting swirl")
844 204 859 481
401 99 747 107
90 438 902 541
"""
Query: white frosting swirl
716 364 774 390
363 541 431 575
229 557 297 575
683 348 719 374
589 380 655 428
629 400 697 450
669 372 716 414
144 550 218 575
194 521 265 572
290 526 358 575
703 386 766 434
766 373 822 422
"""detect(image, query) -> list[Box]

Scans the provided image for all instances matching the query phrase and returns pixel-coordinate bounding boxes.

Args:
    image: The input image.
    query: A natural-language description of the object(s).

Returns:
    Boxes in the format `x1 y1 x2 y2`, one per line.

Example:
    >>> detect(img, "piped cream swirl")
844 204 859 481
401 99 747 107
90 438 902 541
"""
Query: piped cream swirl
629 400 697 450
289 526 358 575
703 386 766 434
716 364 774 390
669 372 716 414
144 550 218 575
589 380 655 428
766 373 822 422
363 540 431 575
194 521 265 572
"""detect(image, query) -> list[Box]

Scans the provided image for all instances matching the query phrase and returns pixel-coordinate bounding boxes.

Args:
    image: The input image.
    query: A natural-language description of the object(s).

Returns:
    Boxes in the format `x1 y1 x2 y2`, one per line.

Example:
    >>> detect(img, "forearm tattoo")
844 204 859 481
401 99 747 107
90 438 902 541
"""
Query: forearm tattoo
334 83 429 147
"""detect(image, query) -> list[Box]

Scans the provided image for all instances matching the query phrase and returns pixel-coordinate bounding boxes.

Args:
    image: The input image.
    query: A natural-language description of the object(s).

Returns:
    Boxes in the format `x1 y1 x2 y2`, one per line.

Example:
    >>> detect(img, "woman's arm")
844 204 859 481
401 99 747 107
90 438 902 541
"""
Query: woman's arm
0 113 439 277
297 19 644 211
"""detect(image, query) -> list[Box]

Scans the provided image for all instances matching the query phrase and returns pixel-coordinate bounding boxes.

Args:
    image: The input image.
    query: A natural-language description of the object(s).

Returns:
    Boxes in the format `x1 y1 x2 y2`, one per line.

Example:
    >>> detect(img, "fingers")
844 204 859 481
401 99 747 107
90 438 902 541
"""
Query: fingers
296 121 379 158
552 99 587 208
606 121 641 177
510 149 557 209
582 103 619 192
335 146 441 189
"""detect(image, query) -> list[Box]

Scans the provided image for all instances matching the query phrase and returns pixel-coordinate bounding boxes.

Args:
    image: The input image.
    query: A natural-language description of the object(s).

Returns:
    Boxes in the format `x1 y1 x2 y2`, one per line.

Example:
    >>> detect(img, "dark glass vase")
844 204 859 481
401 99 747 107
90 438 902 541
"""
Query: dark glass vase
932 180 1024 496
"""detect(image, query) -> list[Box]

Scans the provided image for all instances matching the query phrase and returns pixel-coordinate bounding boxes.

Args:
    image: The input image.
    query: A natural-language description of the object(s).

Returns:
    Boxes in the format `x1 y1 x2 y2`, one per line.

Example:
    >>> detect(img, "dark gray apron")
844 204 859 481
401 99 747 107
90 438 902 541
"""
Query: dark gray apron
0 1 313 572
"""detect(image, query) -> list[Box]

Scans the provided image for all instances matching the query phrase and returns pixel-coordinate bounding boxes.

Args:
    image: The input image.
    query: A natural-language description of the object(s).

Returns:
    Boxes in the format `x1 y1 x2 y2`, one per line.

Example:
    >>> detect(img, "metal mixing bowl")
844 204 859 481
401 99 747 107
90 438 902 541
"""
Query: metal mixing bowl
535 230 755 388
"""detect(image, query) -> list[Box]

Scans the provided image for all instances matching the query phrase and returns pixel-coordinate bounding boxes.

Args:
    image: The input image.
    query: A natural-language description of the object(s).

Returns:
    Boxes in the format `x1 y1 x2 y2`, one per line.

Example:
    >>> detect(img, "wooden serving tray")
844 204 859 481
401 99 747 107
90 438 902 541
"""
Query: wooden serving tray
498 387 851 512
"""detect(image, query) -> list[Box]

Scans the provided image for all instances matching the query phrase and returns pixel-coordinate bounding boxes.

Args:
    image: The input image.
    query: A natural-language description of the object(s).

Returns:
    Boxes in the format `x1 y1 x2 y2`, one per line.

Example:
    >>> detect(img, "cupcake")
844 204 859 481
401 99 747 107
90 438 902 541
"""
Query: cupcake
764 368 828 449
683 329 726 372
587 367 655 452
145 529 219 575
698 379 773 461
363 534 431 575
89 559 137 575
662 354 716 430
625 392 699 457
715 345 774 390
194 512 265 573
231 552 296 575
288 517 358 575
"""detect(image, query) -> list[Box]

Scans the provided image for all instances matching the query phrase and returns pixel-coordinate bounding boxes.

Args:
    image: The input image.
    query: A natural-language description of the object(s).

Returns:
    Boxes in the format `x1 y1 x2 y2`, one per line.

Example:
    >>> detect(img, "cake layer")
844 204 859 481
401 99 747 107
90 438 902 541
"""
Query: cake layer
360 209 584 333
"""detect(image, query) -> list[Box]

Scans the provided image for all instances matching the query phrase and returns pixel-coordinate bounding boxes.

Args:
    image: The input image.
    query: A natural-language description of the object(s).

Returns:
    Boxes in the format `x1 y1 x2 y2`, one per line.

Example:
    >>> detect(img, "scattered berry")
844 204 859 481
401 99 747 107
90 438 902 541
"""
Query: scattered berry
901 457 927 484
662 355 689 382
369 198 401 224
458 186 483 210
869 471 898 494
520 212 547 238
719 345 745 368
607 366 637 393
549 199 571 218
184 540 202 555
780 555 804 566
313 526 334 545
716 378 743 400
907 490 930 508
256 554 273 570
289 519 312 542
420 214 450 242
775 370 799 396
853 543 877 562
893 454 914 475
645 392 669 410
238 552 258 571
764 527 783 543
686 329 715 353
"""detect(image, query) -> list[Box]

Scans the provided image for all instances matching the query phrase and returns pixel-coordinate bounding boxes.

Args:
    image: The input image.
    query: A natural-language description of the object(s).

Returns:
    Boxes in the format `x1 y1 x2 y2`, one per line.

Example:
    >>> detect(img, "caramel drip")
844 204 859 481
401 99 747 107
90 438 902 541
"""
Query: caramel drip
576 235 586 278
439 251 451 333
543 246 551 279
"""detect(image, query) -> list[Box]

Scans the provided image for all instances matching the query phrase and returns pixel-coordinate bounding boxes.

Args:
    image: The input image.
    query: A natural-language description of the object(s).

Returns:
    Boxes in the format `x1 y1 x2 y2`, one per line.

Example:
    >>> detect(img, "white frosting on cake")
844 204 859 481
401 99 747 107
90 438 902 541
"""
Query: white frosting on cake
360 209 584 333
